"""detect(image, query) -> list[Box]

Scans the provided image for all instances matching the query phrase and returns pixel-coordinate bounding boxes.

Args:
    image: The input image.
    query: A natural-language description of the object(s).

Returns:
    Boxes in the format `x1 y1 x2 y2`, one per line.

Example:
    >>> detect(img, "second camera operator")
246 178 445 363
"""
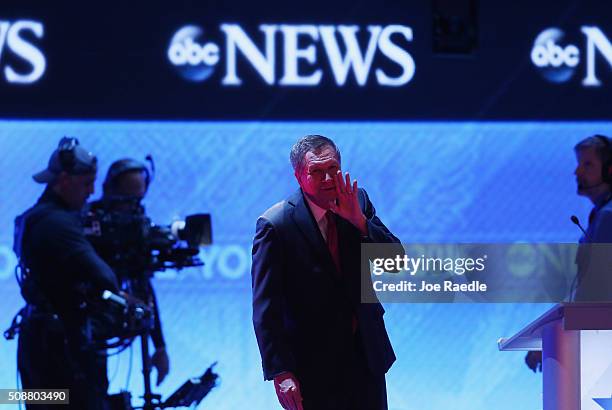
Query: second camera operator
87 158 170 386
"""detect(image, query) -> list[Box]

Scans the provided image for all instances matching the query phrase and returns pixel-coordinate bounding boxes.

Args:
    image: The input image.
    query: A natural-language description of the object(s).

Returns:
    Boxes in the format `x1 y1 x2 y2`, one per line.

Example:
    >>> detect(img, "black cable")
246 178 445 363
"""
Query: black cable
15 264 23 287
106 338 136 357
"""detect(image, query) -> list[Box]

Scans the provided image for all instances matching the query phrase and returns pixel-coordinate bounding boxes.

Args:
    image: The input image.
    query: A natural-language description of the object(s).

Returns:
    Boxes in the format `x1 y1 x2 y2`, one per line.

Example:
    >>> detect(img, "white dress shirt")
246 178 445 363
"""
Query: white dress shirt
304 195 330 243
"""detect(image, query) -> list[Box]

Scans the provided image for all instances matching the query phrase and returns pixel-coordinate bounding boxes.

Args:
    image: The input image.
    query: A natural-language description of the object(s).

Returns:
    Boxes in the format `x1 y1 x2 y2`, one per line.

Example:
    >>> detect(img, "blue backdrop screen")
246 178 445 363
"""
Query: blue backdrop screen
1 120 608 409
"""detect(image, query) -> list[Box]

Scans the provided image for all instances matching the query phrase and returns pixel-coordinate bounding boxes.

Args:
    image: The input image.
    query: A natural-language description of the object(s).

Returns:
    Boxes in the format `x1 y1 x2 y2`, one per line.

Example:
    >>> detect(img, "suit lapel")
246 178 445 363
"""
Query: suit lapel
289 189 338 276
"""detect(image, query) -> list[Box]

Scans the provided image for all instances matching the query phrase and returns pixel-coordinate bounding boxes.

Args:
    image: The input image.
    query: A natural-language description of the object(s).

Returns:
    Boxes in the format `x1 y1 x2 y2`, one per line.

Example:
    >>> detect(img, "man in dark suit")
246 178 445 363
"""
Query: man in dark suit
251 135 398 410
525 134 612 371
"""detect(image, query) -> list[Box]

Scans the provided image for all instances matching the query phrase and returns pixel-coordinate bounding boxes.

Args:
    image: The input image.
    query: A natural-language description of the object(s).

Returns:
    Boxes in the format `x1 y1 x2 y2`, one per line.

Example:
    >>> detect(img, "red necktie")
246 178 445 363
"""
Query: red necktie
325 211 341 274
325 212 358 333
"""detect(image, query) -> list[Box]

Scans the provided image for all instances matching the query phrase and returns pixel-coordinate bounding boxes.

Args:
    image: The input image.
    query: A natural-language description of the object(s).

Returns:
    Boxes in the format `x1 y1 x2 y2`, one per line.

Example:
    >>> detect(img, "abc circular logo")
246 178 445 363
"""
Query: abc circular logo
530 28 580 83
167 25 220 82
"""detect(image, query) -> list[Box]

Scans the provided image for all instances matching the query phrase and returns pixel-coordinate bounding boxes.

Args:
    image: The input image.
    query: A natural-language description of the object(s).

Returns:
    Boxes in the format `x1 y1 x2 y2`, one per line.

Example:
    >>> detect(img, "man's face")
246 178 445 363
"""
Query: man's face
575 147 604 195
115 171 147 200
58 172 96 210
295 145 340 209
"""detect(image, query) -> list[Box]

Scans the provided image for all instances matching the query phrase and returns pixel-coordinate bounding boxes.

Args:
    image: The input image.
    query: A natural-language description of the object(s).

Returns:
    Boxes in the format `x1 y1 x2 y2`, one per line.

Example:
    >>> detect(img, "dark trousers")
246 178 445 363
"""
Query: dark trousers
300 333 388 410
17 315 109 410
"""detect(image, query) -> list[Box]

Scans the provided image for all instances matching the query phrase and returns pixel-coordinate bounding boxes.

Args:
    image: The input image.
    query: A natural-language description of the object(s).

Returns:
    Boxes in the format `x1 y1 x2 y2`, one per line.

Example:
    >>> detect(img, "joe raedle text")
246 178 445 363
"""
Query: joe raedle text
372 279 487 293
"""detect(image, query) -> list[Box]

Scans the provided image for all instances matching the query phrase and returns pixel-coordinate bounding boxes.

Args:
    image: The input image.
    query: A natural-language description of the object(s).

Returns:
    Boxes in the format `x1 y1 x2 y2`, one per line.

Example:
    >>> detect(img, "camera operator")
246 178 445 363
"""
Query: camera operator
88 158 170 386
13 137 119 410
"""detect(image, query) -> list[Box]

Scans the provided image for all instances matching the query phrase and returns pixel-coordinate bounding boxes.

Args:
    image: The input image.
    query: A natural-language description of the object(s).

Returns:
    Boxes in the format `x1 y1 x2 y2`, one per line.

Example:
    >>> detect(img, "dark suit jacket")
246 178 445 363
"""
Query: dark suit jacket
251 188 398 386
574 198 612 302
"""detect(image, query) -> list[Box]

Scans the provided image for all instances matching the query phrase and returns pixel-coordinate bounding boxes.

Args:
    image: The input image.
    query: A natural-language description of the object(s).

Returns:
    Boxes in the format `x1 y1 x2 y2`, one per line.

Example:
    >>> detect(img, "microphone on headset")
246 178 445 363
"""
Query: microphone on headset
145 154 155 183
571 215 590 241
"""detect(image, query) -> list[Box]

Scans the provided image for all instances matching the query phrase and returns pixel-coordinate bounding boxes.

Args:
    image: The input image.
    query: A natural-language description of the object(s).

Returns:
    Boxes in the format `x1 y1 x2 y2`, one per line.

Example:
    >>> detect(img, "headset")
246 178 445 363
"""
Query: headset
102 156 155 196
57 137 79 172
56 136 98 175
594 134 612 183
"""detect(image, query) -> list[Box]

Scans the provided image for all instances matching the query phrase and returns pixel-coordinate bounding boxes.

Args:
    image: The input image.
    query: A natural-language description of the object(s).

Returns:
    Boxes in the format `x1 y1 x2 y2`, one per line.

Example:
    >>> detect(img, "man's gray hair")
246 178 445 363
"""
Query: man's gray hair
290 135 341 172
574 134 612 164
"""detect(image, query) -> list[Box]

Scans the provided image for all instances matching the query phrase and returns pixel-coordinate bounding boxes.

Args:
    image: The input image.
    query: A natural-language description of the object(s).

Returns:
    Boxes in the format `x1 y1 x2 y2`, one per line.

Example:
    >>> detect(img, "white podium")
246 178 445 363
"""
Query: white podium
499 303 612 410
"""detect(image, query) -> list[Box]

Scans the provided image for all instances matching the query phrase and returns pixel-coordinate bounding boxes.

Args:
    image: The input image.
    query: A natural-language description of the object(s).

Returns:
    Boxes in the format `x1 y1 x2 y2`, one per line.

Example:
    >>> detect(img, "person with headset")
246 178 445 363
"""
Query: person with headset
525 134 612 372
570 134 612 301
88 158 170 386
12 137 119 409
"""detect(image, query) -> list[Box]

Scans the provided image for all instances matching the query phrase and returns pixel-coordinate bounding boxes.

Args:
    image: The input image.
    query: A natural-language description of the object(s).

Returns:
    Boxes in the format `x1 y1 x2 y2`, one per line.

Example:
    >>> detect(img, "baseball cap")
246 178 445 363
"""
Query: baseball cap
33 137 98 183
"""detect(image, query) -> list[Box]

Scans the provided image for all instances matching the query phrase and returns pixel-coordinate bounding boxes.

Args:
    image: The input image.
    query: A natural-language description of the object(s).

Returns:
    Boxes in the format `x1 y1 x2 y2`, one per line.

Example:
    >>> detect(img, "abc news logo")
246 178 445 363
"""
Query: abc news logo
531 26 612 86
167 24 415 87
0 20 46 84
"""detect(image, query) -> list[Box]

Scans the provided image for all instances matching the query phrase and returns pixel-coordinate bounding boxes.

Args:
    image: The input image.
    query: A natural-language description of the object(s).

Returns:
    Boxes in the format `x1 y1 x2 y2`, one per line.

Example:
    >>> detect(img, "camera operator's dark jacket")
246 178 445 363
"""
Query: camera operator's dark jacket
15 187 119 320
14 187 119 410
